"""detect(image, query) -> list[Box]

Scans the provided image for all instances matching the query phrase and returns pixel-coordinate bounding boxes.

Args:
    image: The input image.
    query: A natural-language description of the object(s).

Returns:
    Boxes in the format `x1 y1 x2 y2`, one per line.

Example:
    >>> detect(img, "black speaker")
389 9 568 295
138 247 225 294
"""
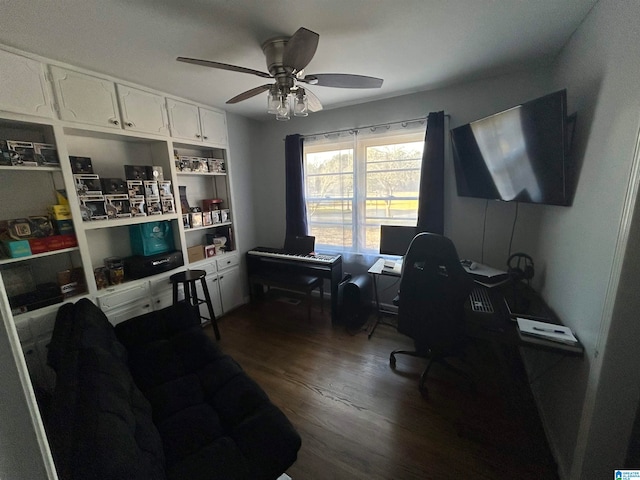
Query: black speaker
338 274 372 329
507 252 535 282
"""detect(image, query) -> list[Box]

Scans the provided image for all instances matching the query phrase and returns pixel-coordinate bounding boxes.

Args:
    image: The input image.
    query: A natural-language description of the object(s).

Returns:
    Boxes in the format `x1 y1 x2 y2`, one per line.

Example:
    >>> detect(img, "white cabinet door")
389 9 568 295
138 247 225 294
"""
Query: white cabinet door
207 274 224 319
0 49 53 118
117 84 169 136
166 98 202 141
199 107 227 145
218 266 243 313
50 65 121 128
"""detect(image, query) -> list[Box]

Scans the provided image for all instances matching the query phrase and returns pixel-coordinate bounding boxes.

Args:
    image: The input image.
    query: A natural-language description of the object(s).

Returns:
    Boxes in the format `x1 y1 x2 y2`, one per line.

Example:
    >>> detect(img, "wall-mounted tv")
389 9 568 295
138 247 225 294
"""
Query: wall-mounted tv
451 90 573 206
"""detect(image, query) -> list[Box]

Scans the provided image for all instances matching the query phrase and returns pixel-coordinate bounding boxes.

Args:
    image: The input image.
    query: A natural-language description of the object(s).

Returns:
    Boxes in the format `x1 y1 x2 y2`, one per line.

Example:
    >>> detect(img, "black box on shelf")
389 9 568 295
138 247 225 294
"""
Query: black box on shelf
124 250 184 280
143 180 159 197
79 195 107 221
33 143 59 166
105 194 131 218
101 178 128 194
69 156 93 173
127 180 144 197
124 164 149 180
159 180 172 196
74 174 102 196
0 140 11 165
146 165 164 182
146 197 162 215
161 196 175 214
129 196 146 216
7 141 37 166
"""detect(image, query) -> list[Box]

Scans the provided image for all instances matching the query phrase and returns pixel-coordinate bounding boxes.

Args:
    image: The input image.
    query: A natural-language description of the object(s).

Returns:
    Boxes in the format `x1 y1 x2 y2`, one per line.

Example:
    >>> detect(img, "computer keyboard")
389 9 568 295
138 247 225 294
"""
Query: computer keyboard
469 286 494 314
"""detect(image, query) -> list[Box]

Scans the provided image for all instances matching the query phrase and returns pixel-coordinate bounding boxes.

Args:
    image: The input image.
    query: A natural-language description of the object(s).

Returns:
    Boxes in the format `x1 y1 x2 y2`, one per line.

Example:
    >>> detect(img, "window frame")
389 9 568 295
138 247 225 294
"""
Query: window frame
303 126 425 255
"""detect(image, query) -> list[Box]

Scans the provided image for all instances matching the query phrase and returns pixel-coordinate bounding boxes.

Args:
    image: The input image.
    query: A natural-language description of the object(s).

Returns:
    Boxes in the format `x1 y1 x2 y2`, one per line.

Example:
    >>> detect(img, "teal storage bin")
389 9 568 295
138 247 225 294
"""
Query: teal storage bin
129 221 174 256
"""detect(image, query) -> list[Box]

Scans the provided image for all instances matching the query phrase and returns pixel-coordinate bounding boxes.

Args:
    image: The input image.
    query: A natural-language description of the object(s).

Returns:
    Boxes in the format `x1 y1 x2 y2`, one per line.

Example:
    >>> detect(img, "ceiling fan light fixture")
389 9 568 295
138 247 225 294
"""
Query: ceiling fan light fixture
275 94 290 121
293 90 309 117
267 86 280 114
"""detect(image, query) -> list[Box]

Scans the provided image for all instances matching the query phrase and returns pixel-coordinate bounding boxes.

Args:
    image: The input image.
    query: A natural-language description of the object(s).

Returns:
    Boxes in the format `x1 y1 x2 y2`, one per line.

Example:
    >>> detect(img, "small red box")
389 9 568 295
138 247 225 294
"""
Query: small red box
61 234 78 248
28 237 49 254
46 235 67 251
204 244 216 258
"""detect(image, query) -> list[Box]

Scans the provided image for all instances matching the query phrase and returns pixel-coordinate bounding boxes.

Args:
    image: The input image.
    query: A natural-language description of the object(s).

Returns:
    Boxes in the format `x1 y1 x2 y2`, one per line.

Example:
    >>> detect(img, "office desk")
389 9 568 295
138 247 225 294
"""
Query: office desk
367 258 402 338
368 257 584 357
465 283 584 357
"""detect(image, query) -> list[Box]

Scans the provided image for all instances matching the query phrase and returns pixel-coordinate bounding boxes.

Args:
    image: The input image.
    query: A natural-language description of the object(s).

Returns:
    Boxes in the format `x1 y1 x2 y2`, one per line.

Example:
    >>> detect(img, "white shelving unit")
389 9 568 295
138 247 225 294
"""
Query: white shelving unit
0 44 244 390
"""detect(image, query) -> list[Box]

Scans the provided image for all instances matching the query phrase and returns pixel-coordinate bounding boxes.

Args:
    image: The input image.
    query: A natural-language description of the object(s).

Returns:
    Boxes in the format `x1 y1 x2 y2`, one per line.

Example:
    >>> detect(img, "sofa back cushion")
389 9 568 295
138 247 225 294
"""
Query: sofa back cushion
46 298 165 480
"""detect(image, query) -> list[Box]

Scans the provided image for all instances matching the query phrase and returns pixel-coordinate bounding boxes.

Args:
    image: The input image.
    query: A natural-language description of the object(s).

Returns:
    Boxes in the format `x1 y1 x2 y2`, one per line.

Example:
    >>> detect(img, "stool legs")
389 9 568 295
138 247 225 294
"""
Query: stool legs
200 278 220 340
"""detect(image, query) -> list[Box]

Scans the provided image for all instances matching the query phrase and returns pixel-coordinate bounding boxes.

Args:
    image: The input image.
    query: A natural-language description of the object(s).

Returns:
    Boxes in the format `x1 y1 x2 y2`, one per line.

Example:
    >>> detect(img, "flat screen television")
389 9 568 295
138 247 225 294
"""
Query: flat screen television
379 225 417 256
451 90 572 206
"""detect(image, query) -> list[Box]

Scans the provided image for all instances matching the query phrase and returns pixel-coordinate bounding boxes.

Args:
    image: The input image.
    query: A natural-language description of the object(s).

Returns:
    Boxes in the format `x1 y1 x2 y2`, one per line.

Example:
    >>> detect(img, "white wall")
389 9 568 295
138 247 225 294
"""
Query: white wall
540 0 640 477
225 112 261 300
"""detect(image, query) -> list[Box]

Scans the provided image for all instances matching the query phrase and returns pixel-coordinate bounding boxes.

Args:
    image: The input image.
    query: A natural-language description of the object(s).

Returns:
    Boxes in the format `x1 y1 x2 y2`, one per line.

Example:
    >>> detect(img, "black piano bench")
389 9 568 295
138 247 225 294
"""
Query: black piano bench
250 271 323 320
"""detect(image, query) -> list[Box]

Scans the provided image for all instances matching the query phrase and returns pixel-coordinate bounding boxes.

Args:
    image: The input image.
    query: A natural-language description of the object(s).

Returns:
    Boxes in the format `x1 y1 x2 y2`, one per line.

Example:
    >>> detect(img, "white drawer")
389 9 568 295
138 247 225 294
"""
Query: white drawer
97 282 150 312
216 254 238 271
149 274 175 296
104 302 152 326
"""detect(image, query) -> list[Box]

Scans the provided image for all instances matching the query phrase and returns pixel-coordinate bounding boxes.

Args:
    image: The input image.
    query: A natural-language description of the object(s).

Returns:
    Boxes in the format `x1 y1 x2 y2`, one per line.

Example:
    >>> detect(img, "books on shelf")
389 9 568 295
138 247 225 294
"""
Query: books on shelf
516 317 578 345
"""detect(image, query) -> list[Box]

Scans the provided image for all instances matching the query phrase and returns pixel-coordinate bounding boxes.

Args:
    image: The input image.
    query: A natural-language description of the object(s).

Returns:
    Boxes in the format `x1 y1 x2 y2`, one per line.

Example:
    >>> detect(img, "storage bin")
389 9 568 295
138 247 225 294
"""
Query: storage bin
129 221 174 256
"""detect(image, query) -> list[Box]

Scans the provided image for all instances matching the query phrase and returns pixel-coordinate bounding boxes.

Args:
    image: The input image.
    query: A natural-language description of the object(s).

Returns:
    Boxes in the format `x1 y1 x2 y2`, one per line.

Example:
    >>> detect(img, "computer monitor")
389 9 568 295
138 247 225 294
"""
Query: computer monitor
379 225 417 256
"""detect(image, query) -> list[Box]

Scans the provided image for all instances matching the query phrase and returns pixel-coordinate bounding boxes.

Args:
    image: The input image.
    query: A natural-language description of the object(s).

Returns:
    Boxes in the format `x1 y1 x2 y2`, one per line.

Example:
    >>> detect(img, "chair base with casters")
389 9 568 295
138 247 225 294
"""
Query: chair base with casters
389 347 475 395
170 269 220 340
249 271 323 321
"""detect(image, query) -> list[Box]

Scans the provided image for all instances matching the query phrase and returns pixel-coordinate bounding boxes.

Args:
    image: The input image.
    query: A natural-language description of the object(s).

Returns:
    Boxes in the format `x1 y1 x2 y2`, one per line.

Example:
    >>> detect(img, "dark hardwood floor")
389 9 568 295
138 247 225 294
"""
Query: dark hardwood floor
207 292 559 480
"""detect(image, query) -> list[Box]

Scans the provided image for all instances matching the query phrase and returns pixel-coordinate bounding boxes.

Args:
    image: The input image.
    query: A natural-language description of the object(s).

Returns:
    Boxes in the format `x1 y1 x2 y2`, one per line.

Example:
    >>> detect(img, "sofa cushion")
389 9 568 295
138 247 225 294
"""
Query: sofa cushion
46 299 165 480
116 310 302 480
70 347 165 480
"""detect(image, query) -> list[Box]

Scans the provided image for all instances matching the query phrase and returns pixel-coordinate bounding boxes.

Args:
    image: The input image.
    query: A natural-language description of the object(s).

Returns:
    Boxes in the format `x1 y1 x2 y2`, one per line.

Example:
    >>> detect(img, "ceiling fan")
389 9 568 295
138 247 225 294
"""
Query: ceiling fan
177 27 383 120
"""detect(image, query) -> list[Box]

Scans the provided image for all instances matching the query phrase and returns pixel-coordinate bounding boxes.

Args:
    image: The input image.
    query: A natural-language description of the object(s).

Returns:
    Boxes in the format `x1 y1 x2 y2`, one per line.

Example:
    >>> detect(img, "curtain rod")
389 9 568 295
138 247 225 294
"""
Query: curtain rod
295 114 450 141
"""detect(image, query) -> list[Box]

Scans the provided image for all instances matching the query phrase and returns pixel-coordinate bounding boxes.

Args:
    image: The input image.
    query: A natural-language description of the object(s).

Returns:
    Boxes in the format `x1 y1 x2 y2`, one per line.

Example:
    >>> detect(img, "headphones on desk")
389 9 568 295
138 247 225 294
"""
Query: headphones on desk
507 252 535 283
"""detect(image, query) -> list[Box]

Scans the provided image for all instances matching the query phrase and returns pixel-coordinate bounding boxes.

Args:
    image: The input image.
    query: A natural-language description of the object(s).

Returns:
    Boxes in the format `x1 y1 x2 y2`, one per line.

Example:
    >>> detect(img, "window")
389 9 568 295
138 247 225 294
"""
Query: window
304 125 425 254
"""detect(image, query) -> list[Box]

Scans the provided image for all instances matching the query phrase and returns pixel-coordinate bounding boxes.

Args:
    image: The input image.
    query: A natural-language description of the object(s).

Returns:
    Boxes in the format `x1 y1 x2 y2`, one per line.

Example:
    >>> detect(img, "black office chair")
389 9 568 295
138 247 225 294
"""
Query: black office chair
389 232 475 396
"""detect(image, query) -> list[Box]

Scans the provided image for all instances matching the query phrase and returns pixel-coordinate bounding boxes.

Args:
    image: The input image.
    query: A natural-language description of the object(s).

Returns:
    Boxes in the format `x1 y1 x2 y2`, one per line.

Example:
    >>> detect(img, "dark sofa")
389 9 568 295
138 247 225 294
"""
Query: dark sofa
44 298 301 480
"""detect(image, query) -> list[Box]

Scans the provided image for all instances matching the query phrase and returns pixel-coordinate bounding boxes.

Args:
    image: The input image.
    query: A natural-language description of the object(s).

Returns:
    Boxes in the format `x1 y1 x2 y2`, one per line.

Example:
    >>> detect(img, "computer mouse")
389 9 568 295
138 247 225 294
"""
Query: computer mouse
469 262 478 270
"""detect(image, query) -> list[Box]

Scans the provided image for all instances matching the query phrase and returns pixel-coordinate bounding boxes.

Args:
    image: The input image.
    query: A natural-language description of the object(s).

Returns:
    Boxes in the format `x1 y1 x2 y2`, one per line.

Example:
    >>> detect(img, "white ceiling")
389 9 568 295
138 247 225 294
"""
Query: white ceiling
0 0 596 121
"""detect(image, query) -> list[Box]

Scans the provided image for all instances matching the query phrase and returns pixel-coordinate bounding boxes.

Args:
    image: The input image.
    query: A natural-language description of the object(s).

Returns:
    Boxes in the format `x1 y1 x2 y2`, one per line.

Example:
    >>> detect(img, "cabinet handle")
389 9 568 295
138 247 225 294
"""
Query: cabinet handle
219 275 224 280
126 121 133 127
203 135 208 140
195 133 201 138
111 119 120 125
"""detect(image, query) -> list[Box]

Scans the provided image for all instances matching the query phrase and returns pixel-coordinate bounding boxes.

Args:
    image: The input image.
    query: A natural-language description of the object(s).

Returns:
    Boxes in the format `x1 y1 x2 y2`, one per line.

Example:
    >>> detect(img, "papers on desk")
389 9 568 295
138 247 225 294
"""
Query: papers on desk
516 318 578 345
462 262 510 287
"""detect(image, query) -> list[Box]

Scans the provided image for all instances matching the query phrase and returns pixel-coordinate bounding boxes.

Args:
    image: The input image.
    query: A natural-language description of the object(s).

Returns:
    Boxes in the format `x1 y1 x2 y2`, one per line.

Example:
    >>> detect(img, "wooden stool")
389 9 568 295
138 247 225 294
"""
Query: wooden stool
170 269 220 340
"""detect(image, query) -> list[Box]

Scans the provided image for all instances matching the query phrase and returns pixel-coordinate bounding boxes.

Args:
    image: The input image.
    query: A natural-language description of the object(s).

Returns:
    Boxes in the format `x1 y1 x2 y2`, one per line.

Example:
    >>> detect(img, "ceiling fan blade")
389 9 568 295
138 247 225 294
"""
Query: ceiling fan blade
282 27 319 72
303 88 323 112
226 84 272 104
302 73 384 89
177 57 272 79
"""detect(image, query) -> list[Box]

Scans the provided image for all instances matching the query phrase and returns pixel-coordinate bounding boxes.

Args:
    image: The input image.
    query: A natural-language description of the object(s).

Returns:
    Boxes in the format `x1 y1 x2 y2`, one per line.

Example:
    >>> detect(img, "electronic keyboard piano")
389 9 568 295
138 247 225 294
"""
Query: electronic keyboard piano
247 247 343 323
